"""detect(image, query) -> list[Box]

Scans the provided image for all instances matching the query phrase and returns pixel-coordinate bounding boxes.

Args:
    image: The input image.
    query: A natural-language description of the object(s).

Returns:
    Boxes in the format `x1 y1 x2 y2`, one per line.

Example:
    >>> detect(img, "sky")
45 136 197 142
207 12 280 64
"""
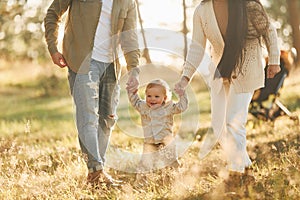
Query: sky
134 0 196 66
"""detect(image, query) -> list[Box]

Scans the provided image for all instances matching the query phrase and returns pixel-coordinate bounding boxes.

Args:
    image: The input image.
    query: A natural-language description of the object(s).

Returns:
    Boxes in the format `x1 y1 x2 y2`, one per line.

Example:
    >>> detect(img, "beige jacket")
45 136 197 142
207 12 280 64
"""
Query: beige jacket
183 0 280 93
128 92 188 144
44 0 140 76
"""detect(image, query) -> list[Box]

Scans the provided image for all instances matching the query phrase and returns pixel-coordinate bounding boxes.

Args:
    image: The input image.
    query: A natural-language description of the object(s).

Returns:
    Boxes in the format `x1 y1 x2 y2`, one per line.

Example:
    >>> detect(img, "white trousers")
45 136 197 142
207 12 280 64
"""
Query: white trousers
211 80 254 173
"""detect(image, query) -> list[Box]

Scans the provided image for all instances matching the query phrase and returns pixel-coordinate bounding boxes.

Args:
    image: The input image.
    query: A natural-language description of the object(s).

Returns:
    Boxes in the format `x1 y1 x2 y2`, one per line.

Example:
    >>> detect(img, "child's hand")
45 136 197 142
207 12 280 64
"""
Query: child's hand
126 85 138 94
174 76 189 92
174 87 185 96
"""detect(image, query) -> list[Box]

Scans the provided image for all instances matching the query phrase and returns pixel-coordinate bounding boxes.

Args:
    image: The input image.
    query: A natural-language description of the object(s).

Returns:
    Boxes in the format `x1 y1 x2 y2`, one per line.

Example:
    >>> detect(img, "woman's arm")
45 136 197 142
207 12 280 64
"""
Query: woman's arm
265 23 281 78
182 5 207 80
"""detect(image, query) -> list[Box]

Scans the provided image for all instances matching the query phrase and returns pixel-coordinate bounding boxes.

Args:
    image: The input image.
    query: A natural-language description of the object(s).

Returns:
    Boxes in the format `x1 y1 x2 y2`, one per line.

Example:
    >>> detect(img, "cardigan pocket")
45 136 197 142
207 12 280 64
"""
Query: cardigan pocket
239 40 257 76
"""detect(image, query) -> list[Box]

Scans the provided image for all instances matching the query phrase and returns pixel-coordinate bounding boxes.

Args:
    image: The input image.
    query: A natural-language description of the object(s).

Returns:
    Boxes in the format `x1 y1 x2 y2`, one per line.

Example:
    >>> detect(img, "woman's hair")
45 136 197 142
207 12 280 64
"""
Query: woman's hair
201 0 270 79
145 79 172 101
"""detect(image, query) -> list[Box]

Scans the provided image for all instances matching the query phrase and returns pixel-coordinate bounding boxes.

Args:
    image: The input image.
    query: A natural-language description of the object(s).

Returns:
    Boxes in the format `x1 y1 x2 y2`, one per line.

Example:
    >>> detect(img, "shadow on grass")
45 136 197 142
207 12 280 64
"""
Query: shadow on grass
0 75 72 122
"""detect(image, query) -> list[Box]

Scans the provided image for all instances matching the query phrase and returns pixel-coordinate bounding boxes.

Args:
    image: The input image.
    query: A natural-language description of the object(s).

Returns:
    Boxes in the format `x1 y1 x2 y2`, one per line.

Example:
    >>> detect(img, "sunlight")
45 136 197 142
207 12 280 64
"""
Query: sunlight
26 0 40 7
54 0 196 66
139 0 184 28
1 0 300 199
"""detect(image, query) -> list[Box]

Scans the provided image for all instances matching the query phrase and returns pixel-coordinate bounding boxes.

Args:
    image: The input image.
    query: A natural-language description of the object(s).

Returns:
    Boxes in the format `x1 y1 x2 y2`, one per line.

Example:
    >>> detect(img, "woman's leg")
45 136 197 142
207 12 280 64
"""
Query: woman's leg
221 85 254 173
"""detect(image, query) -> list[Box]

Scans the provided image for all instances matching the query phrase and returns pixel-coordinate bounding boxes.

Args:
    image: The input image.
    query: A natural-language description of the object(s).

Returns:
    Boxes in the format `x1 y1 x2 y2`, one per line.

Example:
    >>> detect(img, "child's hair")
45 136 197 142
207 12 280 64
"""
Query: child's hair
145 79 172 102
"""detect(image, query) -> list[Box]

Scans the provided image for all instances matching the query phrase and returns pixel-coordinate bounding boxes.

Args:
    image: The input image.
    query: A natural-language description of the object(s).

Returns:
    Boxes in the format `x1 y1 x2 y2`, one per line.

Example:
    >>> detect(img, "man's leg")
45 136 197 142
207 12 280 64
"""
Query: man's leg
97 63 119 162
68 60 120 186
69 68 100 168
69 60 106 171
94 62 122 185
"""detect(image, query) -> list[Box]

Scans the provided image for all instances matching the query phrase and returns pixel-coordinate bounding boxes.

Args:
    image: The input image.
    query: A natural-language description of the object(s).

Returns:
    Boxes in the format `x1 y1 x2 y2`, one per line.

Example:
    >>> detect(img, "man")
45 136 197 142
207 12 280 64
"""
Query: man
44 0 140 186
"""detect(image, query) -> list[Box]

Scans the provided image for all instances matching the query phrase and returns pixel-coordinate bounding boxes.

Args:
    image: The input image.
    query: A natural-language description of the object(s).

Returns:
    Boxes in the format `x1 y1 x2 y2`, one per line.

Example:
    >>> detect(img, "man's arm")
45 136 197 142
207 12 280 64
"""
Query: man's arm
44 0 71 67
120 0 140 71
122 0 141 93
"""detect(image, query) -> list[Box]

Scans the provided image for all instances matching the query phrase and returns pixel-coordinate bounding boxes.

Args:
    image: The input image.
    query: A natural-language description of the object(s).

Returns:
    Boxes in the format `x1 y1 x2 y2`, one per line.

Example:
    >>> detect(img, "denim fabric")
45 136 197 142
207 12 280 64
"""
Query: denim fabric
68 59 120 172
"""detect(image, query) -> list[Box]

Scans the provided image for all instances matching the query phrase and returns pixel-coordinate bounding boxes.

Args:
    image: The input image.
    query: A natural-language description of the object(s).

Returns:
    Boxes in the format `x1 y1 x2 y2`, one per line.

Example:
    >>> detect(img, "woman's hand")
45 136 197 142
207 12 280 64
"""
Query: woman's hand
267 64 281 78
174 76 189 94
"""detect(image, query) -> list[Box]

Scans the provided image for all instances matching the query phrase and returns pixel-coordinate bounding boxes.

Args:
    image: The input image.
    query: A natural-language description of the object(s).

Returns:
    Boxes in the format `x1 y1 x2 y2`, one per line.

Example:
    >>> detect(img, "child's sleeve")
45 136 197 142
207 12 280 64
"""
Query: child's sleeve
172 92 189 114
127 90 144 112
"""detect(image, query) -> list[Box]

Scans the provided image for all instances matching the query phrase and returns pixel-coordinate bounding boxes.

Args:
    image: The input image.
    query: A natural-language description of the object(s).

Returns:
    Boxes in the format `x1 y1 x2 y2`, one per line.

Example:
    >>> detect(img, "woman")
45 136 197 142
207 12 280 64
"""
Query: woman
175 0 281 185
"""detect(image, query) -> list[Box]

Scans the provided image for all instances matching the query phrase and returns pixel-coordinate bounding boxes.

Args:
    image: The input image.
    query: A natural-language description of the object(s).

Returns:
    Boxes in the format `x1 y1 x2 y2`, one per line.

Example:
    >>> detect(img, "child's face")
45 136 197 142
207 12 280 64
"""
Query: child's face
146 86 167 107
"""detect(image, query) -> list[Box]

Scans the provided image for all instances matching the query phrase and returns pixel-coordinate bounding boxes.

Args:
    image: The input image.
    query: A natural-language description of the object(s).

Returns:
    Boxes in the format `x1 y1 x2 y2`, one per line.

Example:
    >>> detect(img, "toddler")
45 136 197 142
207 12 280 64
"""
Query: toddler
127 79 188 173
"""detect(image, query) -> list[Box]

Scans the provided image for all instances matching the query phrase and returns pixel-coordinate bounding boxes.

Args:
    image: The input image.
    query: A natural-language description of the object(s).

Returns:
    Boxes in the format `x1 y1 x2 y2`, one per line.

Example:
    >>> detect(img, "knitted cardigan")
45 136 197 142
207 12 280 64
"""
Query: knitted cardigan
182 0 280 93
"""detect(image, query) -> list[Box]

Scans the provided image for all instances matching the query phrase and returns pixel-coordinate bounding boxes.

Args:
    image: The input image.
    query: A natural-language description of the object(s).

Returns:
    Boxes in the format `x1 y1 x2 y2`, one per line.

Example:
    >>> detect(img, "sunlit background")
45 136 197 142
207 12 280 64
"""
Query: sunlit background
1 0 299 66
0 1 300 199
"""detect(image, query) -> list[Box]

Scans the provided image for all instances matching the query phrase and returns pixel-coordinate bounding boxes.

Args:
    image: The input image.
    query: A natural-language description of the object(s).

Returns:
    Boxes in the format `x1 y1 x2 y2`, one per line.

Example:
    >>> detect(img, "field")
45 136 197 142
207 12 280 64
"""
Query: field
0 59 299 200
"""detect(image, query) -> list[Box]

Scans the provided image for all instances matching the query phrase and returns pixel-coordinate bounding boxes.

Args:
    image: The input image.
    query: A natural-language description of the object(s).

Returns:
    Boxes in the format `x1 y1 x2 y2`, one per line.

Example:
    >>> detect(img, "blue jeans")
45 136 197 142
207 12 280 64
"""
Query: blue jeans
68 59 120 173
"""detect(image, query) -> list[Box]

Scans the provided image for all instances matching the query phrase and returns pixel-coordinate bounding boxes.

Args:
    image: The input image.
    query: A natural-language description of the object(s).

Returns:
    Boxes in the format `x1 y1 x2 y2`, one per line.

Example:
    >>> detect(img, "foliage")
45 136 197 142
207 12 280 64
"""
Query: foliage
264 0 291 48
0 0 51 61
1 0 299 61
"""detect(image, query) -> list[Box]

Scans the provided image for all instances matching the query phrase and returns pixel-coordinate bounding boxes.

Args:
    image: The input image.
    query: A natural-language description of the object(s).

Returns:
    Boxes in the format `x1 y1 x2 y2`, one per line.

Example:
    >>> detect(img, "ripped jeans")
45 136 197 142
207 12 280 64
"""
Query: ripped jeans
68 59 120 173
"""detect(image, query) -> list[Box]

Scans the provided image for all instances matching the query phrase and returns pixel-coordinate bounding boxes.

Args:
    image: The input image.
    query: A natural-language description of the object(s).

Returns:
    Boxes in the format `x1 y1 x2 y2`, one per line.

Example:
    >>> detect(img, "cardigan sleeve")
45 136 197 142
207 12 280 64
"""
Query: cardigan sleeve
182 5 207 80
265 23 280 65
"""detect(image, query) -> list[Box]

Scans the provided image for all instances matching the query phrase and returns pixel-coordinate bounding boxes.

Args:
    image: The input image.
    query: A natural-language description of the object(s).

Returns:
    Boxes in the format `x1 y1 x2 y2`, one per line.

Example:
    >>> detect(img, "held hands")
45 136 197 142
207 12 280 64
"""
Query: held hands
126 68 140 94
51 52 68 68
174 76 189 96
267 64 281 78
174 86 185 96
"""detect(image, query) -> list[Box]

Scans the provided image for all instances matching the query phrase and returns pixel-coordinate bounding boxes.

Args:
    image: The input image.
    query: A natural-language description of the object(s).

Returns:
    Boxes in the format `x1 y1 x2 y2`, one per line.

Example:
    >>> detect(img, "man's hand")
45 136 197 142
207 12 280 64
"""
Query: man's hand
126 68 139 94
51 52 68 68
174 76 189 94
267 64 281 78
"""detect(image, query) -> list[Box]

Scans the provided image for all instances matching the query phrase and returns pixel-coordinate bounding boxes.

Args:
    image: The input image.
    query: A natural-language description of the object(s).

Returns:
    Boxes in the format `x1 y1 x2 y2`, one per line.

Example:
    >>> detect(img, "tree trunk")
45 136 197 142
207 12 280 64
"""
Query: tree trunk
287 0 300 67
135 0 152 64
182 0 188 60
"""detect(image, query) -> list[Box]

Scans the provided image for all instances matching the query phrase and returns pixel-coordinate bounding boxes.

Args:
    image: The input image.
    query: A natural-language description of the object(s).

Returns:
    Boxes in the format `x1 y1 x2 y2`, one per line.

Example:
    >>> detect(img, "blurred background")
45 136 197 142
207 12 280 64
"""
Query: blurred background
0 0 299 66
0 1 300 199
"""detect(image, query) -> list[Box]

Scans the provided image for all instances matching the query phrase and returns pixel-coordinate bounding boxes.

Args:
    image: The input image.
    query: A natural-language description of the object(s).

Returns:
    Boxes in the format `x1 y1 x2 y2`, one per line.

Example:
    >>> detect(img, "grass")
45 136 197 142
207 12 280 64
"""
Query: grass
0 60 300 199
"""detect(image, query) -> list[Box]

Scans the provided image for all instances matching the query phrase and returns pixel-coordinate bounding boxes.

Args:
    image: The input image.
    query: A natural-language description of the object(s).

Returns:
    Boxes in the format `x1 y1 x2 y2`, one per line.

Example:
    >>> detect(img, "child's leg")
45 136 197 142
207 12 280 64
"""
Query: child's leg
160 135 180 168
134 143 158 186
139 143 158 171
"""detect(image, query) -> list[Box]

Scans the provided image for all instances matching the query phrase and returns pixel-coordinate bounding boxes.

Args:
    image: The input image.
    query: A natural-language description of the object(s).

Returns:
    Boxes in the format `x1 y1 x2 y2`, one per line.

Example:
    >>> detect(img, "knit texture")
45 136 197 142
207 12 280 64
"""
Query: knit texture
183 0 280 93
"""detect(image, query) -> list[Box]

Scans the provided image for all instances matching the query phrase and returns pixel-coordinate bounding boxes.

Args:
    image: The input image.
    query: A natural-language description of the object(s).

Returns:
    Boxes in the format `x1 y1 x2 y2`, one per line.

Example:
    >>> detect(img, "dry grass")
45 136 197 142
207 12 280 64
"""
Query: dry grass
0 60 300 199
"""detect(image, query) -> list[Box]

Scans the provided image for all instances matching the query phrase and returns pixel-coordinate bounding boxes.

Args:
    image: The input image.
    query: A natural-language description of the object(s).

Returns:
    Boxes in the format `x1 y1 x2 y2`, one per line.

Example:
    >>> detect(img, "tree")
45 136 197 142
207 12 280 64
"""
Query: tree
0 0 49 61
135 0 151 64
264 0 300 67
286 0 300 66
182 0 189 60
